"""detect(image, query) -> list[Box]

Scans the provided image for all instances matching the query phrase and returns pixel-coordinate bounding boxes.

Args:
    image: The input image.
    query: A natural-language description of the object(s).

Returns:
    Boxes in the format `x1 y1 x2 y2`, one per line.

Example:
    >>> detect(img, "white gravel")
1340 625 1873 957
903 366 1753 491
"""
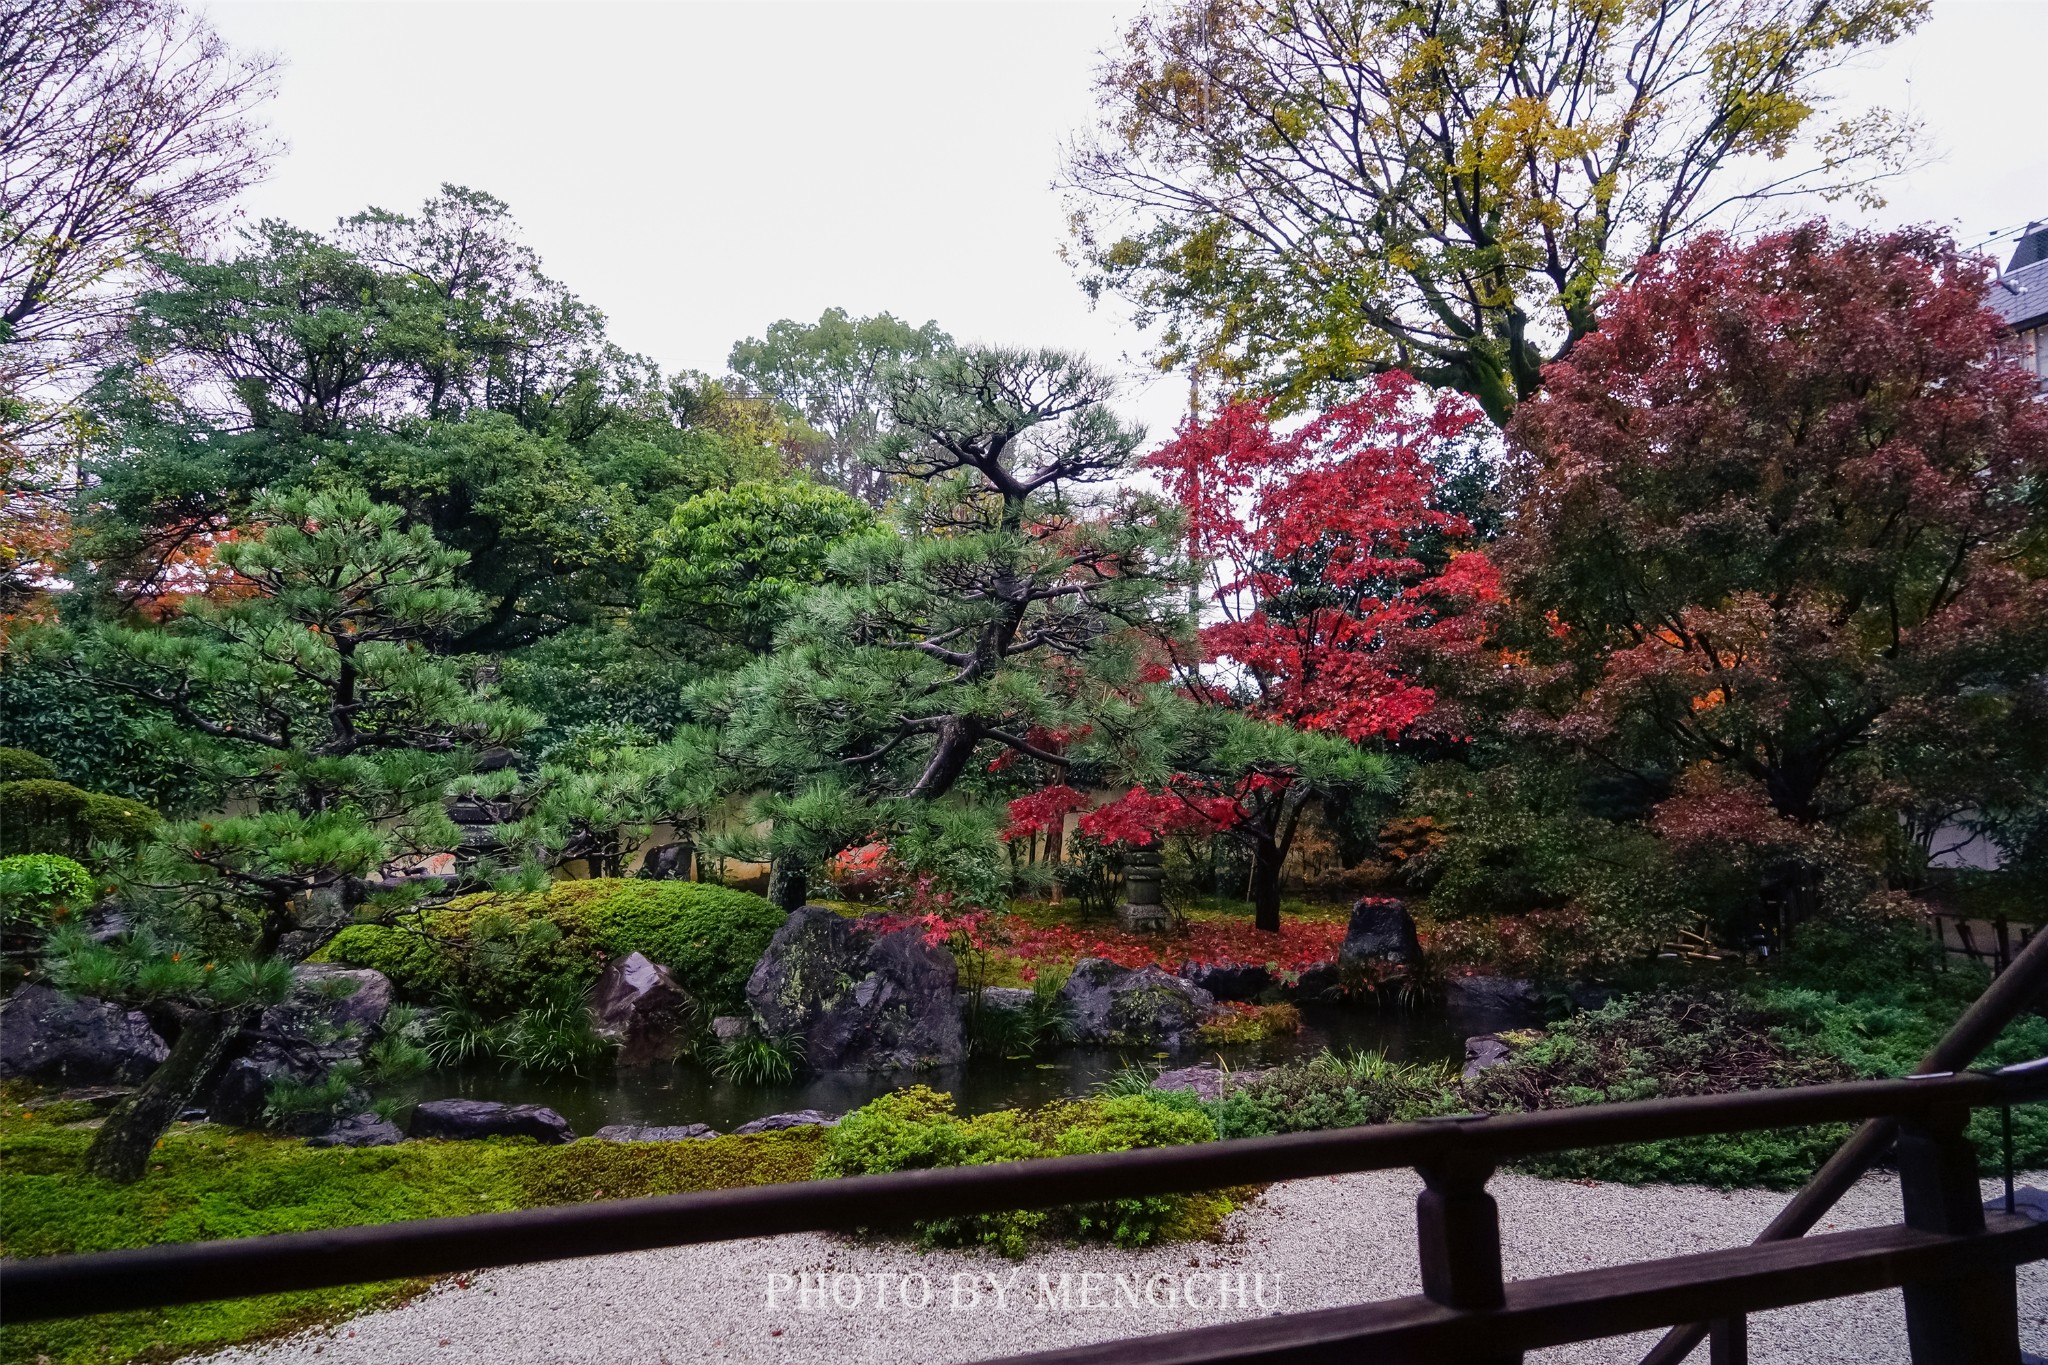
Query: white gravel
201 1170 2047 1365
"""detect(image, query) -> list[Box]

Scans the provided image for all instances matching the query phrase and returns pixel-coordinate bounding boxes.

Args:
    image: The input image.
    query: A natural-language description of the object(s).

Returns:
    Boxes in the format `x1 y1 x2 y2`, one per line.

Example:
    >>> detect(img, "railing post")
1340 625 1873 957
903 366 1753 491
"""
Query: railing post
1896 1101 2020 1365
1416 1149 1520 1365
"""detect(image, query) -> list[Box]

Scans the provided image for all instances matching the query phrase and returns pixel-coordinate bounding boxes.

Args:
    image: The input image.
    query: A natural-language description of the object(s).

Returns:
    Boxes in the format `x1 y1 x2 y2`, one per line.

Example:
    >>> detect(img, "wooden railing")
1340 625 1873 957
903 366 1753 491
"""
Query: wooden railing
6 1064 2048 1364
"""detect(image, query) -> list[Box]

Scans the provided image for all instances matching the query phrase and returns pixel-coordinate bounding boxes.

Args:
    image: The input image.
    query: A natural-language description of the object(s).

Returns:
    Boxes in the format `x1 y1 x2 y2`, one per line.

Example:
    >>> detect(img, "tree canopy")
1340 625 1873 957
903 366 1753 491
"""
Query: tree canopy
1065 0 1926 423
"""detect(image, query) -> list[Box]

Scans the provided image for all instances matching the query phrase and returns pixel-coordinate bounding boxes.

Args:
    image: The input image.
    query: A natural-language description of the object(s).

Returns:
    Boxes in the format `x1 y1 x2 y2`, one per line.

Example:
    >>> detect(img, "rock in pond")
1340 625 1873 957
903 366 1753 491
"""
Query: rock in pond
0 984 169 1085
733 1109 839 1134
710 1015 756 1045
410 1099 576 1144
977 986 1035 1013
308 1112 405 1148
1152 1065 1237 1102
590 951 692 1065
1178 961 1271 1002
1278 961 1343 1004
207 964 394 1129
1462 1034 1515 1079
1059 958 1215 1049
745 904 965 1071
1444 974 1542 1021
593 1123 719 1142
1339 897 1424 974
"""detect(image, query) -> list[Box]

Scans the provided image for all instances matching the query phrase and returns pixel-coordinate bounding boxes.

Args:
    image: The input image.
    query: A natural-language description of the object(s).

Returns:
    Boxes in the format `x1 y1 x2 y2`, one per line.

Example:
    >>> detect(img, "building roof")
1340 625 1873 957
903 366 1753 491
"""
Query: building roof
1989 223 2048 332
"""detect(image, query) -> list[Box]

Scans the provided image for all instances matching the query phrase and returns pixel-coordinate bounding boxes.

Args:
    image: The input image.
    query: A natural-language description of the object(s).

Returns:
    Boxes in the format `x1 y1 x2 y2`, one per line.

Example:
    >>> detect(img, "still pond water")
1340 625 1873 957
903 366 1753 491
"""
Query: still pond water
377 1003 1518 1135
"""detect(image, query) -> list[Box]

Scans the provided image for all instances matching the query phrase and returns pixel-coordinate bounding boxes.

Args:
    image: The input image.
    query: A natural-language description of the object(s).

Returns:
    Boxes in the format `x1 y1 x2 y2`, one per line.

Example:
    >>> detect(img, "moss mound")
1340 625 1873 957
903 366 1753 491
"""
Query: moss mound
322 879 783 1015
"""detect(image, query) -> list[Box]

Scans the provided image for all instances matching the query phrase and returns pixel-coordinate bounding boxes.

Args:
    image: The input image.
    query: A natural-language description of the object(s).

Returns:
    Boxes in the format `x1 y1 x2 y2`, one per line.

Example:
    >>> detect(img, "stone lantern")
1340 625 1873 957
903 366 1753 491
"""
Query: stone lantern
1116 843 1170 933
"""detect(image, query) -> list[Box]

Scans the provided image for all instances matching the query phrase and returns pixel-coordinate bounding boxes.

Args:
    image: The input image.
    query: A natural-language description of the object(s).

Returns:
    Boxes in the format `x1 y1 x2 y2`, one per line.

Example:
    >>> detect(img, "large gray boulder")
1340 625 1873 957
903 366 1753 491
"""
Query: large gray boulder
745 905 965 1071
411 1099 576 1143
0 984 168 1084
207 965 393 1129
1179 961 1271 1002
1060 958 1215 1049
589 952 691 1065
1339 897 1424 974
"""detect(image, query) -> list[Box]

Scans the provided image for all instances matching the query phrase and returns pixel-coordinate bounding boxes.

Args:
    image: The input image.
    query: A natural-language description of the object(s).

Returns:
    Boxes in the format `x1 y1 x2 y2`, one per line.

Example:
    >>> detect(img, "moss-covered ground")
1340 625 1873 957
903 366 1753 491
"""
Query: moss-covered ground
0 1098 822 1365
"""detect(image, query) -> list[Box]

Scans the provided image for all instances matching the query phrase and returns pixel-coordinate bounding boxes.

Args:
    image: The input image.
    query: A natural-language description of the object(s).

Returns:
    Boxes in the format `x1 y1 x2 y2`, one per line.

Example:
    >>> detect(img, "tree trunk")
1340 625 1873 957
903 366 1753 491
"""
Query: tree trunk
85 1007 245 1183
906 716 981 799
1044 816 1065 904
767 856 809 913
1249 838 1284 933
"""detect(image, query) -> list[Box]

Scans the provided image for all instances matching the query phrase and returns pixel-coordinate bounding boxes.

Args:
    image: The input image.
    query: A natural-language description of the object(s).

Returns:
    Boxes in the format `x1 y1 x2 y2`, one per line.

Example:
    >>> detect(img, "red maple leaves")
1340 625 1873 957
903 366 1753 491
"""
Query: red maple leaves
1145 372 1498 743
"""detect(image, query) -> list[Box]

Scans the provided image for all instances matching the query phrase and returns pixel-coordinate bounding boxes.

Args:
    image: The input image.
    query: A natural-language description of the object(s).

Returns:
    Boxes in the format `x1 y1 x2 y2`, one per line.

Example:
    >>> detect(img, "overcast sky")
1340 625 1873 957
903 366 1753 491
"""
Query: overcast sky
205 0 2048 440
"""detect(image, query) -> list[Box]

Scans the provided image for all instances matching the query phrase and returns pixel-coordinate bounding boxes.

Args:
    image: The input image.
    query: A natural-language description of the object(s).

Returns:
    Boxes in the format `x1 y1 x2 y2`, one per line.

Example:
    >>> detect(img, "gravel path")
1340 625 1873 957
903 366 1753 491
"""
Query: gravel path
205 1170 2047 1365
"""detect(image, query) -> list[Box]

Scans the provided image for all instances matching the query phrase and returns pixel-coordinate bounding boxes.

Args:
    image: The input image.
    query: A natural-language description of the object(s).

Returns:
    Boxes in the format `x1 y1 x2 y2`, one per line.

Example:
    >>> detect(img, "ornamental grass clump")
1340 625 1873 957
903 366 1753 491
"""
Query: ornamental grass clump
1209 1049 1458 1138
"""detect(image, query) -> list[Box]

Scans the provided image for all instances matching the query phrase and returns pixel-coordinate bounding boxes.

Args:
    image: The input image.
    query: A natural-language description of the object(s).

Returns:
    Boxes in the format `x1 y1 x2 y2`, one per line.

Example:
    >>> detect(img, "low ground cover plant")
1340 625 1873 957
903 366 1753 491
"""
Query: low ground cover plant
819 1085 1226 1256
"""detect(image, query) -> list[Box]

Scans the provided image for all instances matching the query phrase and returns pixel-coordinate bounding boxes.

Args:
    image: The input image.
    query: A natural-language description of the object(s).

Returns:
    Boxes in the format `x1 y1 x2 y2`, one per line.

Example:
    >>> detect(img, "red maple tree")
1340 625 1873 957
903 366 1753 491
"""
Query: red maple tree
1144 372 1498 742
1499 223 2048 917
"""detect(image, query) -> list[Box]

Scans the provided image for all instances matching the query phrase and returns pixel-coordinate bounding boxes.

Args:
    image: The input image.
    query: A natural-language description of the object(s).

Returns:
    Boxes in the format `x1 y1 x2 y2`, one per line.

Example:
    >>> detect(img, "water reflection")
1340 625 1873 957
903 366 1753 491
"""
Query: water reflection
375 1003 1503 1135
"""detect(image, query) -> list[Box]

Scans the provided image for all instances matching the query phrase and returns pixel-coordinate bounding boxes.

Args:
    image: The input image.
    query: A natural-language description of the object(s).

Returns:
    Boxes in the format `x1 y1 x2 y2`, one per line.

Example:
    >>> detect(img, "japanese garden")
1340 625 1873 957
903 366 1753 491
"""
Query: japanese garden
3 0 2047 1361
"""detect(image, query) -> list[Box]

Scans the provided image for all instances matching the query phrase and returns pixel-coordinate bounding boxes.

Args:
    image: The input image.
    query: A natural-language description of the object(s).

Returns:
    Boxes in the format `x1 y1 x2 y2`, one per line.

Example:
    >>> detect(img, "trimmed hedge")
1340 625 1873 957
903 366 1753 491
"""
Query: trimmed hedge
322 879 784 1016
0 780 158 859
0 747 57 783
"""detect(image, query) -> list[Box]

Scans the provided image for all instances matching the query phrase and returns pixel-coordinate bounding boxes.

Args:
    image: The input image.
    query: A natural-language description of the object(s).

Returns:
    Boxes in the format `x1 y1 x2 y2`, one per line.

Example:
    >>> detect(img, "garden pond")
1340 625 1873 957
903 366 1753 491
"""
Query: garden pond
373 1001 1516 1134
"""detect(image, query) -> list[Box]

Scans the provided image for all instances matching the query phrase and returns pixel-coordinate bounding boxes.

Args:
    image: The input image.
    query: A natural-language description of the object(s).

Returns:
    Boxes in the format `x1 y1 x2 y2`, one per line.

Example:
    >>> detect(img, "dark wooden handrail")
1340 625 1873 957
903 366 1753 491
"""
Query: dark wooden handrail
6 1064 2047 1333
981 1216 2048 1364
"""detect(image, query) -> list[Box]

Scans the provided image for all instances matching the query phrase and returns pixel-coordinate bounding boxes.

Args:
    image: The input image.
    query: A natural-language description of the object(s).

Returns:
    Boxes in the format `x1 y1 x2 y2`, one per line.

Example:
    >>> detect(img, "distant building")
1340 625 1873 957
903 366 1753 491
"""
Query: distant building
1988 221 2048 389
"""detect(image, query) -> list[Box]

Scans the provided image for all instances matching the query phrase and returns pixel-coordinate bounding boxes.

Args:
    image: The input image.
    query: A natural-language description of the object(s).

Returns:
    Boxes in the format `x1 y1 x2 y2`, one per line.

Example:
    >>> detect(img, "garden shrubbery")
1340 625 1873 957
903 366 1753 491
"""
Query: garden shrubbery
322 879 783 1017
0 778 159 860
819 1085 1224 1255
1210 1050 1458 1138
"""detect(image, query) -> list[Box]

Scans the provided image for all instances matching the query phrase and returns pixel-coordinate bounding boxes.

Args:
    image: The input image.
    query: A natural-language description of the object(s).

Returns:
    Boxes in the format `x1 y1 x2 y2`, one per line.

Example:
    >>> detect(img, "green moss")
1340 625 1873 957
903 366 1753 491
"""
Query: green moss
0 1095 823 1365
322 879 782 1015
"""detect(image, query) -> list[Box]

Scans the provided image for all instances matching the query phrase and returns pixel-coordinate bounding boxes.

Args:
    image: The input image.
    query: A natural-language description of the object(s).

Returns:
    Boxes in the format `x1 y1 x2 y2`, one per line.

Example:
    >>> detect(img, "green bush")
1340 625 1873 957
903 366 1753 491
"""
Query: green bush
0 853 96 933
0 780 159 859
0 747 57 782
323 879 783 1016
821 1086 1220 1256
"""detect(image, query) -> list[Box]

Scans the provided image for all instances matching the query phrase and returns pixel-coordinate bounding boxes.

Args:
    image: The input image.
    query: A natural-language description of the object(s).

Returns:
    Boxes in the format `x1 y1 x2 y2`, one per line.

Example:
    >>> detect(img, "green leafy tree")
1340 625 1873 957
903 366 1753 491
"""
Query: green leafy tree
709 347 1191 905
729 308 954 507
640 480 878 660
72 188 783 646
51 485 534 1180
1065 0 1925 423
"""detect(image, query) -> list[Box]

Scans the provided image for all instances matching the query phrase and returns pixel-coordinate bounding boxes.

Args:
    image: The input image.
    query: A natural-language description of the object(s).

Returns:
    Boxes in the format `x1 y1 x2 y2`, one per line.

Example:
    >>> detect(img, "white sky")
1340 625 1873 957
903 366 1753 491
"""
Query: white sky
205 0 2048 442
